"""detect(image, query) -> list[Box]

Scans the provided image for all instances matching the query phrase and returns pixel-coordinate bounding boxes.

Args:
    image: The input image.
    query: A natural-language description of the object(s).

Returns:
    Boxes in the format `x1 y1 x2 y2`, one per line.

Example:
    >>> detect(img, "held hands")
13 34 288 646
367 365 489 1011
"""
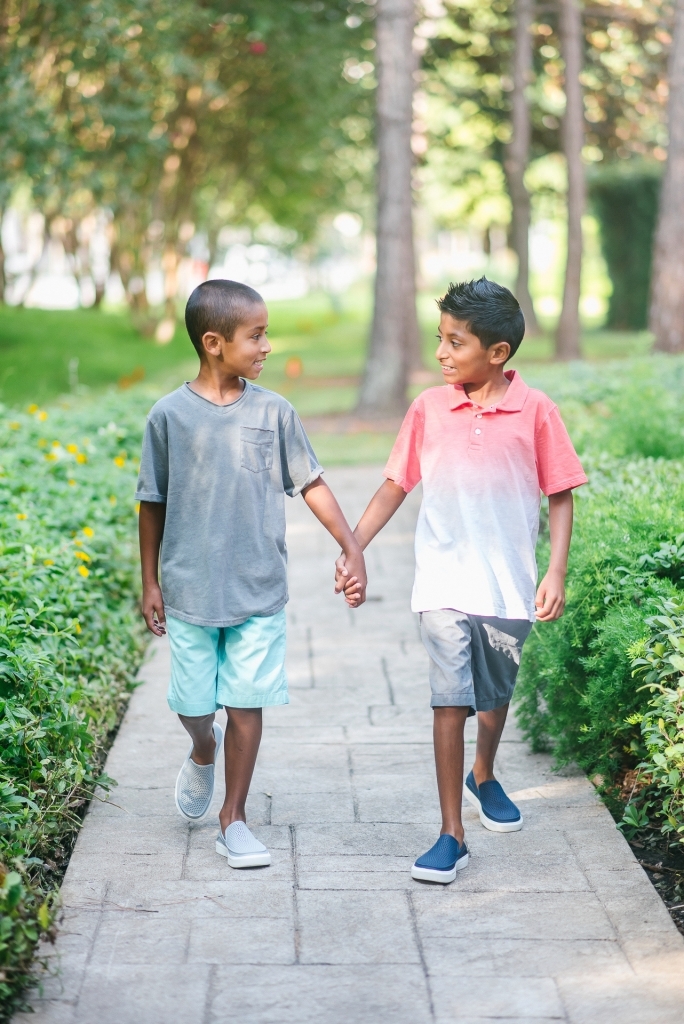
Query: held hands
535 569 566 622
142 582 167 636
334 546 367 608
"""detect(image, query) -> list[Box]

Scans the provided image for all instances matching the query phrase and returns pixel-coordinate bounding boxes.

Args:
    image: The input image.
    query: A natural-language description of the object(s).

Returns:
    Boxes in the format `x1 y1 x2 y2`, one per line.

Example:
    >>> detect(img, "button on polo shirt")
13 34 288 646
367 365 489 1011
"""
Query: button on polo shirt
384 370 588 621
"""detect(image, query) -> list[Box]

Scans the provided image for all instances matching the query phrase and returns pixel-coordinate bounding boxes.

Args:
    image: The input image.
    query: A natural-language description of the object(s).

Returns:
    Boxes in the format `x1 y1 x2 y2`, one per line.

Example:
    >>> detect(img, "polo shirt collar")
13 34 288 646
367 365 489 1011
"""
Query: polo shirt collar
448 369 528 412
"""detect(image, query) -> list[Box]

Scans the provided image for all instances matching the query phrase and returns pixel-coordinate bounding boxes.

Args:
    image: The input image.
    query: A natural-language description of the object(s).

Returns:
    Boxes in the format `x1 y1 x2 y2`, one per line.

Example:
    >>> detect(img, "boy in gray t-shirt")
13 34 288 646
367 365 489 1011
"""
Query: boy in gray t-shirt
136 279 366 868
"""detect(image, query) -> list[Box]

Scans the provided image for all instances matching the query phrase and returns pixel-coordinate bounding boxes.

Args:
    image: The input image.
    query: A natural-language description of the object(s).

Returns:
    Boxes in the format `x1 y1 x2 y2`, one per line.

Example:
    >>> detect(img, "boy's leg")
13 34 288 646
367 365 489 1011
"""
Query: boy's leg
166 616 224 821
472 703 509 786
178 713 217 765
433 706 470 843
218 706 263 833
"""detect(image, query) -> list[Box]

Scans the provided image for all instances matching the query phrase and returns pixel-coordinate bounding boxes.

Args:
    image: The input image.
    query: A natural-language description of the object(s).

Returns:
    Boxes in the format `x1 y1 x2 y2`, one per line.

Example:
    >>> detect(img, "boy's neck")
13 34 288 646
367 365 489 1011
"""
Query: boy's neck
188 361 245 407
462 368 511 407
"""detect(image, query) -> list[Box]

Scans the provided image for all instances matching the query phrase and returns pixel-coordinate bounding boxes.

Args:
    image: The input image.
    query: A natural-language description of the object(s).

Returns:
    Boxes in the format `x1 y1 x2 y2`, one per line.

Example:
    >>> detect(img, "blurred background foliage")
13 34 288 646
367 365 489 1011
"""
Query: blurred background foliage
0 0 677 348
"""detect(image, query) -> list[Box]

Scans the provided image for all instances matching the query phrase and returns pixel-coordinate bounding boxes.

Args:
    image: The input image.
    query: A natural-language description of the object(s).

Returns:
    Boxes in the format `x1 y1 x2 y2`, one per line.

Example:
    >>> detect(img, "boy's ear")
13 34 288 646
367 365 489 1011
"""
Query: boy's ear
201 330 227 356
489 341 511 365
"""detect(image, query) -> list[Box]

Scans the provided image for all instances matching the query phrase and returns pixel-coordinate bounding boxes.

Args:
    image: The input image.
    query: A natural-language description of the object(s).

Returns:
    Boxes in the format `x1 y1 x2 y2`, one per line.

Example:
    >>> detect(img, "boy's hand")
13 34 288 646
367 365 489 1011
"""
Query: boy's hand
142 582 166 635
535 569 565 621
335 549 367 607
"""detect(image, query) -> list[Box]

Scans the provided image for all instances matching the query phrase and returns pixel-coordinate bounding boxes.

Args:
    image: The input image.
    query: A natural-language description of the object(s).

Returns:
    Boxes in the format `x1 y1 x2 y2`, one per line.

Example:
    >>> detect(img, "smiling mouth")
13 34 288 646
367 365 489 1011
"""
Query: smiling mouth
440 364 456 373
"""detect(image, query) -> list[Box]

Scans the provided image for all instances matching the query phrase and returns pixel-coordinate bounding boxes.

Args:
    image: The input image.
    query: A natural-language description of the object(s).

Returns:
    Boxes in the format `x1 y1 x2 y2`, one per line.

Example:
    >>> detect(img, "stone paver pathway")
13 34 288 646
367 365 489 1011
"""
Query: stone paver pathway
17 466 684 1023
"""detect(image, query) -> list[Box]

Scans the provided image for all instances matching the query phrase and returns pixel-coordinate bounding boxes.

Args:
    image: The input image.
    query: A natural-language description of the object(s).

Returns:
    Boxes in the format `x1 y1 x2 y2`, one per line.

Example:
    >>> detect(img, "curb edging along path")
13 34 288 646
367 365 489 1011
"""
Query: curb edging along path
16 466 684 1024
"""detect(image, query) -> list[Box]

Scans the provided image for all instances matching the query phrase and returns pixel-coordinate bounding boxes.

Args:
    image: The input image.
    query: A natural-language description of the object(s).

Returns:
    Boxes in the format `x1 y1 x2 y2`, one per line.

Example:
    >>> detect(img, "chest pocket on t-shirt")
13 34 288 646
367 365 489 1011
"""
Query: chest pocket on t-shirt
240 426 274 473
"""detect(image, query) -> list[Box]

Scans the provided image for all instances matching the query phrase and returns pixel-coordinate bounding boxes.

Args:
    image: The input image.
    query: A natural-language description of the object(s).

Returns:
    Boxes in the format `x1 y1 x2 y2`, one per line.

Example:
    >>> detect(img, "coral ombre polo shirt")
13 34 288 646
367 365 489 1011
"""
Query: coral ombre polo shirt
384 370 588 622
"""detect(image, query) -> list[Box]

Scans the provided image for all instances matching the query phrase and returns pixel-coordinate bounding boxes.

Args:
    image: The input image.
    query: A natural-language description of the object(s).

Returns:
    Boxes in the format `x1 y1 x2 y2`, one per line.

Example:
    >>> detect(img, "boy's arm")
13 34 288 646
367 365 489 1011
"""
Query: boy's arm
334 479 407 594
535 489 573 622
301 478 368 606
139 500 167 635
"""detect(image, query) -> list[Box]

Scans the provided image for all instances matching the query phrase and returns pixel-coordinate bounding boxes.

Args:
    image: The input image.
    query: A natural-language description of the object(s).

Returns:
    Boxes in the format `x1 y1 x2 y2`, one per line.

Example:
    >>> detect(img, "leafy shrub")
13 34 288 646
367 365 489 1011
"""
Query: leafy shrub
628 601 684 844
0 863 55 1012
0 392 153 1020
516 457 684 783
525 356 684 461
588 162 661 330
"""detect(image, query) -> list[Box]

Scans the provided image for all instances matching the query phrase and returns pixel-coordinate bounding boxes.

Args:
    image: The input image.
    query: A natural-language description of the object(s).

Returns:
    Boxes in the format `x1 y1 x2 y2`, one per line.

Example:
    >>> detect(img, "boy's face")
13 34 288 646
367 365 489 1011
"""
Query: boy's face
435 313 510 386
202 303 270 379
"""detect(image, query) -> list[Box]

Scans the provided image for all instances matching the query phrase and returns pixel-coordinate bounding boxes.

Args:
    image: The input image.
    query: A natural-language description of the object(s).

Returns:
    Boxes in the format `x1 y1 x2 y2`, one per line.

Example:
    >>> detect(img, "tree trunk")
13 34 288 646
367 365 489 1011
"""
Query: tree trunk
356 0 421 417
651 0 684 352
504 0 539 335
555 0 585 360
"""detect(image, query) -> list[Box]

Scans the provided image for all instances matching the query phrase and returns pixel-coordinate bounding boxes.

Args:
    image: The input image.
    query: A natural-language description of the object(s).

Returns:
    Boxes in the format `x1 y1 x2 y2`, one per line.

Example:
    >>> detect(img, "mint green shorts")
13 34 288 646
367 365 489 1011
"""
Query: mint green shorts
166 610 288 716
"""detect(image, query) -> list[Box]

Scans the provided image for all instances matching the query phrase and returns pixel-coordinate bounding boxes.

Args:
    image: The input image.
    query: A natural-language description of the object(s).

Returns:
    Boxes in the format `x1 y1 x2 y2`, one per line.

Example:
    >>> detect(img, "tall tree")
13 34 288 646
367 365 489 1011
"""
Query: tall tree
556 0 585 359
650 0 684 352
357 0 421 417
505 0 539 334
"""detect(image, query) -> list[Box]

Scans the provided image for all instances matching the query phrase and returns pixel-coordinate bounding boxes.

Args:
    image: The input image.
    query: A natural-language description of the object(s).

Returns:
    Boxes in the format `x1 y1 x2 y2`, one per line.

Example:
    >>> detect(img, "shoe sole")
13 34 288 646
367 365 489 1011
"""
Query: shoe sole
174 723 224 822
411 854 469 884
215 840 271 868
464 785 523 833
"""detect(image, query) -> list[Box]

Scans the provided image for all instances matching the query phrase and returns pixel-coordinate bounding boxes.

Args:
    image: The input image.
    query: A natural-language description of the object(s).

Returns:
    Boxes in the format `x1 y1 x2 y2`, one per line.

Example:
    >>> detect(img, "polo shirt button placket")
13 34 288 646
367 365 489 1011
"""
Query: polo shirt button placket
469 408 484 450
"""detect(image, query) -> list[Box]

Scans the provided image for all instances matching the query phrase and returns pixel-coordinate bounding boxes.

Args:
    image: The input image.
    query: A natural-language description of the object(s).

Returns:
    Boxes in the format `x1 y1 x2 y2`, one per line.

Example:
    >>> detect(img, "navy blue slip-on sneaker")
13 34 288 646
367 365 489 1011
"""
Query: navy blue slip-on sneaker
411 834 469 884
464 770 523 833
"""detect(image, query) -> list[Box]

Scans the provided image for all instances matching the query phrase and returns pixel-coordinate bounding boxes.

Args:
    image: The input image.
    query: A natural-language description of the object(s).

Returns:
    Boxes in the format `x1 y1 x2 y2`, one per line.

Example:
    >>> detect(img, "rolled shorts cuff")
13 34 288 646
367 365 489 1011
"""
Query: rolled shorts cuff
218 687 290 710
167 696 223 717
430 692 475 708
474 694 514 711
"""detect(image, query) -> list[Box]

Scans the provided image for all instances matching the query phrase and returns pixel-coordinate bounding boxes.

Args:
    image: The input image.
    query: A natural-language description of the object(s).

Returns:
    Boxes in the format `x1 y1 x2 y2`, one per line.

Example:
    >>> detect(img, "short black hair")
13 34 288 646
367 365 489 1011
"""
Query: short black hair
437 277 525 359
184 279 265 356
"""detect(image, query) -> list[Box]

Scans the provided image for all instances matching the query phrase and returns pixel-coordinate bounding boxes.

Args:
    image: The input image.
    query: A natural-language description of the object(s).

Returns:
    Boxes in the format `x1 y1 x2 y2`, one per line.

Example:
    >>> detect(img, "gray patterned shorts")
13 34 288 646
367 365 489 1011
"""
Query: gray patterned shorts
420 609 534 715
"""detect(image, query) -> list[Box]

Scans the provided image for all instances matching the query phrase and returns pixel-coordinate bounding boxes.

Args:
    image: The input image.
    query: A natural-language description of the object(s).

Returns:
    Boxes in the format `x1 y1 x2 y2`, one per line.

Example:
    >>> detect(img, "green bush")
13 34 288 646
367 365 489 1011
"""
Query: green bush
516 458 684 779
0 392 152 1020
628 600 684 844
525 356 684 461
589 163 662 330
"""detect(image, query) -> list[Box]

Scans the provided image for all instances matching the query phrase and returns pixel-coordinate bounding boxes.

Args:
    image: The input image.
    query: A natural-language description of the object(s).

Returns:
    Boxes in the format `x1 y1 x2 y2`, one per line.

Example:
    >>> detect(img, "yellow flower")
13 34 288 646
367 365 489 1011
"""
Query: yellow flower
78 565 90 578
109 495 117 505
38 411 48 422
82 526 94 538
27 404 38 414
68 479 76 486
76 453 87 464
16 513 28 520
37 438 47 448
52 440 60 447
45 452 57 462
113 455 126 468
73 621 82 634
135 501 140 514
66 443 79 454
43 559 54 566
73 538 83 546
9 421 20 430
74 551 91 562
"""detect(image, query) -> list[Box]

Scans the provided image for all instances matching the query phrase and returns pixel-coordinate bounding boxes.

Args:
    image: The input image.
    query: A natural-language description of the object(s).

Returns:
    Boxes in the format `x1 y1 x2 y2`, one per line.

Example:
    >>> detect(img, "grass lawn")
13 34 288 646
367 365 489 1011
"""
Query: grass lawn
0 289 655 464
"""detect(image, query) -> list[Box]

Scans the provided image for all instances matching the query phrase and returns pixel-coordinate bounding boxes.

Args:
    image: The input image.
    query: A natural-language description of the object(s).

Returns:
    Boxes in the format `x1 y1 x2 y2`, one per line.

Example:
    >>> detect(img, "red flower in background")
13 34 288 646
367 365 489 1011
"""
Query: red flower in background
249 41 267 55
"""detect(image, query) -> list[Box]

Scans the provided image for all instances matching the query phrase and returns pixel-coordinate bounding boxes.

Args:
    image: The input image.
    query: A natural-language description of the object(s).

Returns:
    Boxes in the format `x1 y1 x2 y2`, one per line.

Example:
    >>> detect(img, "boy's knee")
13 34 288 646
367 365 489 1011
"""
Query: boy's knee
433 705 470 722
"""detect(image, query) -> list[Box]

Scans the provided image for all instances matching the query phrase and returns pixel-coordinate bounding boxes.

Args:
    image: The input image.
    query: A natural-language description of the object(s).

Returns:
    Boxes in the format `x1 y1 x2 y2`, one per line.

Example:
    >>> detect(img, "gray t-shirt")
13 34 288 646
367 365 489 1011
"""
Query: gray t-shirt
135 382 322 627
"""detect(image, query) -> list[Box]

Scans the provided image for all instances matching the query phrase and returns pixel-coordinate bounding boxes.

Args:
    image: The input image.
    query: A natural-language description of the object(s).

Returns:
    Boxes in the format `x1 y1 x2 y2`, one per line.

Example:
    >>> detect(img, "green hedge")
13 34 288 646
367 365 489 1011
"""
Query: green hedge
517 357 684 845
517 459 684 772
589 163 662 331
0 393 152 1021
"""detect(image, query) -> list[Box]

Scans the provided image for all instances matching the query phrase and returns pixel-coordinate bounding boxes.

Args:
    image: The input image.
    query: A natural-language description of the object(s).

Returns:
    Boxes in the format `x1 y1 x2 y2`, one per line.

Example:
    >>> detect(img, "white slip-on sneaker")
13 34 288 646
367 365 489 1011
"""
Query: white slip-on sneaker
216 820 271 868
174 722 223 822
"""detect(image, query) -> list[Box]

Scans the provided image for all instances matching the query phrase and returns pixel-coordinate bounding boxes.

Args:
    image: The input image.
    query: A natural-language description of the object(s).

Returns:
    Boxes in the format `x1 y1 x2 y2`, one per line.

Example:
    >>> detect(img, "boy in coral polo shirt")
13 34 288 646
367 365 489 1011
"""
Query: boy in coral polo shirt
336 277 587 883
